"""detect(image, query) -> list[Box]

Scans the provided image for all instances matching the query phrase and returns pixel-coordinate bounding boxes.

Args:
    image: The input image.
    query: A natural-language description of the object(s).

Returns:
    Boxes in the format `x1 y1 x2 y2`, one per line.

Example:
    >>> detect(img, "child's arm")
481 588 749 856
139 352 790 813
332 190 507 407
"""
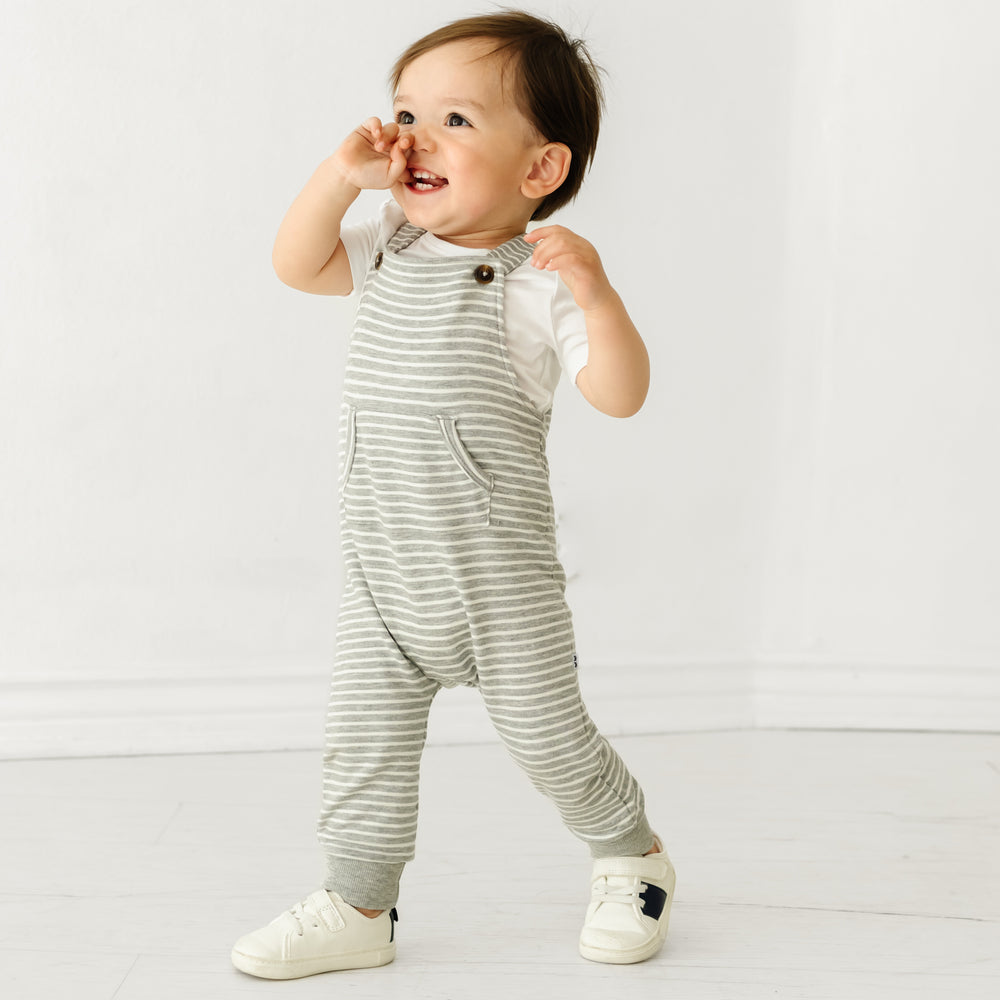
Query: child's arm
524 227 650 418
272 118 414 296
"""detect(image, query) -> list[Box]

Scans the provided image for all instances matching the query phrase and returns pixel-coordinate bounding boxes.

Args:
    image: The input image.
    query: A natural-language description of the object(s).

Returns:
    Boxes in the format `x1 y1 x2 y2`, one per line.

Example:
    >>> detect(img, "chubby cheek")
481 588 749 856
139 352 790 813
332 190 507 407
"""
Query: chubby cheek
389 185 411 215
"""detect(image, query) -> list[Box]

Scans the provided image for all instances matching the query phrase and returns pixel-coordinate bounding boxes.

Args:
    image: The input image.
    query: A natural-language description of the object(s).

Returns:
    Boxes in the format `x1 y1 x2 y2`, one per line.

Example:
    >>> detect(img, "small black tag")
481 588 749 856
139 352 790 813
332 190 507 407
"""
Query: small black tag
639 884 668 921
389 907 399 941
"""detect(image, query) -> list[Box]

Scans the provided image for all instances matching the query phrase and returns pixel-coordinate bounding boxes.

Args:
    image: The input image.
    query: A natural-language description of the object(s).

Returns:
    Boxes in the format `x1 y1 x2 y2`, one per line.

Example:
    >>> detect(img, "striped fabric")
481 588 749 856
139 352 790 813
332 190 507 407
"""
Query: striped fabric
318 224 651 909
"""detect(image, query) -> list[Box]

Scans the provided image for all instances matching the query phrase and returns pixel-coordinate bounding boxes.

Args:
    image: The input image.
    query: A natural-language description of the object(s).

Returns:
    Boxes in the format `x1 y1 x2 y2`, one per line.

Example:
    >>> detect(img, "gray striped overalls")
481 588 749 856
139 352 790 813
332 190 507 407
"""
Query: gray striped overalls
319 223 652 909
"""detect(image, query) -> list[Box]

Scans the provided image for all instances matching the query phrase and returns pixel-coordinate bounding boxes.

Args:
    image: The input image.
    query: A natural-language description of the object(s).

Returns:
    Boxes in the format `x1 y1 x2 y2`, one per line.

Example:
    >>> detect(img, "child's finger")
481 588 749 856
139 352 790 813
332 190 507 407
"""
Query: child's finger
373 121 401 152
530 236 573 269
538 251 580 273
387 135 413 178
524 226 560 245
359 116 384 141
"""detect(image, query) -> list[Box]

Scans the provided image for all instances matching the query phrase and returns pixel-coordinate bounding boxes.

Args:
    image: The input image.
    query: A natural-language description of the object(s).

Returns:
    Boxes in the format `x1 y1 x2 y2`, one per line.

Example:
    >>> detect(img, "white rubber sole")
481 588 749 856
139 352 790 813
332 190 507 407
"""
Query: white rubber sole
231 942 396 980
579 926 668 965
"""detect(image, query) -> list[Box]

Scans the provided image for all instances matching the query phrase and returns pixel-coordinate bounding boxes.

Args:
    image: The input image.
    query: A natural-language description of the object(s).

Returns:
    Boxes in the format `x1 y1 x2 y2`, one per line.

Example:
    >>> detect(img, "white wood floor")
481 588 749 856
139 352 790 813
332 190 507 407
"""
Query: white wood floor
1 729 997 999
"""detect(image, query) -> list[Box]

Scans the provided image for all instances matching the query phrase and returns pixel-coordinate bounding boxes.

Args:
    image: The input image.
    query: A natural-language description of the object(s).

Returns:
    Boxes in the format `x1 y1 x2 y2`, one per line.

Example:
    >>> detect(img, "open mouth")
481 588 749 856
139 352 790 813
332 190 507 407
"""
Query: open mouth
408 169 448 192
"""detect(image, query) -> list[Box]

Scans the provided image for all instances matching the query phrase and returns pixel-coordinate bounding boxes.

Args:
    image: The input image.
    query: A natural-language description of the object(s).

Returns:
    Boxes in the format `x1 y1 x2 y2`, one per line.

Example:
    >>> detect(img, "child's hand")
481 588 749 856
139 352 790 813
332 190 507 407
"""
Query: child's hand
524 226 615 313
526 225 649 417
332 117 414 192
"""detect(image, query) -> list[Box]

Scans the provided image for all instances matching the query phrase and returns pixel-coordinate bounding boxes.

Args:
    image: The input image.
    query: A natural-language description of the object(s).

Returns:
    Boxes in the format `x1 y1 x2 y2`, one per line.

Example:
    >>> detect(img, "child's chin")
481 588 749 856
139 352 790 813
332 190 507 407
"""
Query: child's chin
395 197 446 231
390 190 421 225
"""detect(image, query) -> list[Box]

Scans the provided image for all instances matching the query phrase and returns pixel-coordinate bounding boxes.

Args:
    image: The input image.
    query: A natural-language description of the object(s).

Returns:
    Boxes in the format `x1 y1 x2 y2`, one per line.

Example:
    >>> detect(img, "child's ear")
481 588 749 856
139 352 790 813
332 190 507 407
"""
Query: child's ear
522 143 572 200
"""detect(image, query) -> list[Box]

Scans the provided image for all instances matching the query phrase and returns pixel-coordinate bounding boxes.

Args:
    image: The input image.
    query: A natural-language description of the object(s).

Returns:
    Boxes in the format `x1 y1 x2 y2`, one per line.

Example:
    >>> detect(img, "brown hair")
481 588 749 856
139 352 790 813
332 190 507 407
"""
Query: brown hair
389 9 605 220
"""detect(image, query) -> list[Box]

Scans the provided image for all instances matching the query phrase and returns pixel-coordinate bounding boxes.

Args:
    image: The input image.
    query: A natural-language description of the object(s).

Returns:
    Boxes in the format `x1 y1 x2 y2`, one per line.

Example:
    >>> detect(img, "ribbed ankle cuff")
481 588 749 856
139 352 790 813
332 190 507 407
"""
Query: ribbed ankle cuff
588 815 656 859
324 856 405 910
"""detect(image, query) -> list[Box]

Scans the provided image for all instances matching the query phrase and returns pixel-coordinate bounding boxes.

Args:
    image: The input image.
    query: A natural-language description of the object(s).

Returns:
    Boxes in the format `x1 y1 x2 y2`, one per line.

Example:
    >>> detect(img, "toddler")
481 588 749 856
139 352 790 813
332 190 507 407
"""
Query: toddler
232 9 674 977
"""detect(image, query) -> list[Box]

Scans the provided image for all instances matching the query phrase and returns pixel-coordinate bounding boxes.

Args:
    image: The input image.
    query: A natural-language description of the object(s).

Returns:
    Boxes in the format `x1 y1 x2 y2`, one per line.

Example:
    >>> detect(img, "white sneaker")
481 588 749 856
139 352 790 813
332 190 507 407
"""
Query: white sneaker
231 890 397 979
579 840 675 964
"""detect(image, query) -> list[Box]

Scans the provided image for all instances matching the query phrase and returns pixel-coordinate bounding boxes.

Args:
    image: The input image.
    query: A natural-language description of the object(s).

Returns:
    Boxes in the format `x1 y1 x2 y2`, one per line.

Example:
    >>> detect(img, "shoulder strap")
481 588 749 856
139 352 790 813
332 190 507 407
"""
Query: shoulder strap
381 224 533 274
488 234 534 275
385 222 426 254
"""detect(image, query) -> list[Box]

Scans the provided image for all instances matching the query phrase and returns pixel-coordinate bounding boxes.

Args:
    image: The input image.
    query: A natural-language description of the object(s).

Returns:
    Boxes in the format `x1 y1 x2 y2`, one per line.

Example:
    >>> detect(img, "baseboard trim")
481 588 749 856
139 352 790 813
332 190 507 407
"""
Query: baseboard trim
753 660 1000 731
2 658 995 760
0 661 751 760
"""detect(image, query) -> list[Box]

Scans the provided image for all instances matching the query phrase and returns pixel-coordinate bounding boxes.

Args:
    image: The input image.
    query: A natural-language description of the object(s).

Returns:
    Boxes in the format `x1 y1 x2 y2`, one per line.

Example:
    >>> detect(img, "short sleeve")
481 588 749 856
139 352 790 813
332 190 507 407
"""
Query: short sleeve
550 278 589 386
339 200 408 295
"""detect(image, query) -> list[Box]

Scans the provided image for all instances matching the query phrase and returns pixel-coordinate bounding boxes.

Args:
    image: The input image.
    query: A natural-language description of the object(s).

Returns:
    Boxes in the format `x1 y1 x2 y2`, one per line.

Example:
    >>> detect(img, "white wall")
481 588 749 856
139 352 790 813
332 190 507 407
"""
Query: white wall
757 0 1000 730
1 1 997 757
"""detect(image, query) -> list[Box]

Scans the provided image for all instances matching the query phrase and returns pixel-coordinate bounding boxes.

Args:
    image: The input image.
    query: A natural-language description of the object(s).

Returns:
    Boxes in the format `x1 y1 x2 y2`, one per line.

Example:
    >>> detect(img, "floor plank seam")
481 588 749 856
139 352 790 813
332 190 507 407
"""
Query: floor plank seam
711 902 998 923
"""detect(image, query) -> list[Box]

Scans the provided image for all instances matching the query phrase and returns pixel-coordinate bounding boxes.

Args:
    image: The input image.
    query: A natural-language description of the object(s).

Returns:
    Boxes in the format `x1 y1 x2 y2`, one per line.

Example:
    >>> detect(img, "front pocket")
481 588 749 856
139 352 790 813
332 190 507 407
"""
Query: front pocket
340 404 358 494
436 415 494 499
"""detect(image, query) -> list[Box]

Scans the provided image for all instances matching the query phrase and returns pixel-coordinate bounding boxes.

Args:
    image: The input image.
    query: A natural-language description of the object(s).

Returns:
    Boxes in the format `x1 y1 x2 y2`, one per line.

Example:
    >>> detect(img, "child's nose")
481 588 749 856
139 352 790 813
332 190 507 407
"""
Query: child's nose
405 124 436 153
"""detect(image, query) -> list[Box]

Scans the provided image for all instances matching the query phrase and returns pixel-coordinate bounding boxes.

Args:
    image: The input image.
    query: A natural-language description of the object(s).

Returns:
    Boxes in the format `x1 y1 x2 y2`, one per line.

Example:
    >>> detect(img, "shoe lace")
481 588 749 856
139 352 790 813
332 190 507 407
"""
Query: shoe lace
287 898 321 937
593 876 647 908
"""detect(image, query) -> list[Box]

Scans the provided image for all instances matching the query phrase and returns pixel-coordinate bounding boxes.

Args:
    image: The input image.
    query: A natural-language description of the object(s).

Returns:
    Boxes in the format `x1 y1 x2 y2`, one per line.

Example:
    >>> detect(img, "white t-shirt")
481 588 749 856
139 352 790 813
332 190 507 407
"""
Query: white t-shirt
339 201 589 413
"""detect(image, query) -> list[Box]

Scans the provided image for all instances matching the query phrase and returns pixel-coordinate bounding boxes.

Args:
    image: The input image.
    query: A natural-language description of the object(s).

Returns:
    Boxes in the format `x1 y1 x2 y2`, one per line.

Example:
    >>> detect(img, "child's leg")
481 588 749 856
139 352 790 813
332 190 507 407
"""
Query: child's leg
475 627 653 857
477 635 674 966
317 576 440 911
232 579 428 980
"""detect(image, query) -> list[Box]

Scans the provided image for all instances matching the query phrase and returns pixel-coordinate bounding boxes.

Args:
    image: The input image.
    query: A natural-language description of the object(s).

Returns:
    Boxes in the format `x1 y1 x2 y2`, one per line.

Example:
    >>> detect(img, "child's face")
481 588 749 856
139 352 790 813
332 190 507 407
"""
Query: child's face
391 39 546 248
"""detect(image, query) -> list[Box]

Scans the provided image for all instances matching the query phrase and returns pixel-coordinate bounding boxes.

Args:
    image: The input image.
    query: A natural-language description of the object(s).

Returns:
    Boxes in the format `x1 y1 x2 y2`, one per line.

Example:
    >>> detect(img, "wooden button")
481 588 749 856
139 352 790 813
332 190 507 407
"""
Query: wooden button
474 264 495 284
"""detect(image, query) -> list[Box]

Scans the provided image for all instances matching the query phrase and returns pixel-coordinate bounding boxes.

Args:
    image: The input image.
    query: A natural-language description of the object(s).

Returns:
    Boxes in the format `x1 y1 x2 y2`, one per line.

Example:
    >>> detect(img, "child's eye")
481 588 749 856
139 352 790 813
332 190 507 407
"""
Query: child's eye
445 113 470 127
395 111 415 125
